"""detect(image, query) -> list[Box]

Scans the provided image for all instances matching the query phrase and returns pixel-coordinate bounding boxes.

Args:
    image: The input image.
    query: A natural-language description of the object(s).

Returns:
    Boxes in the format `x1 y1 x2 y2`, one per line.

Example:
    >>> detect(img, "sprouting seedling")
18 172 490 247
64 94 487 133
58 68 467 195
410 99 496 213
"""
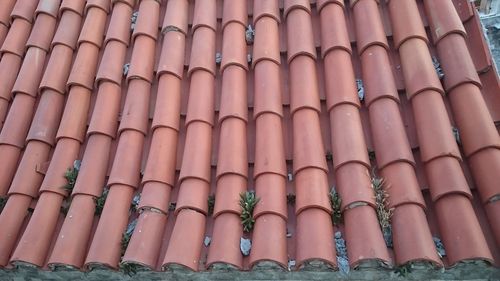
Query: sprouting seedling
394 262 412 277
207 194 215 216
287 193 296 205
94 188 109 216
371 176 394 230
368 150 376 161
239 191 260 232
63 160 81 191
120 263 140 276
329 188 343 225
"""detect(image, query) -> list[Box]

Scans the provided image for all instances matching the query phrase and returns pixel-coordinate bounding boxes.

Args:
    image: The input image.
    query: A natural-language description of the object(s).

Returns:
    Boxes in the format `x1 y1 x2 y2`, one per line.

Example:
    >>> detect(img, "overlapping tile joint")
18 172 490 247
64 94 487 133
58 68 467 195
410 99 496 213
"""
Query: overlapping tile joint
0 0 499 274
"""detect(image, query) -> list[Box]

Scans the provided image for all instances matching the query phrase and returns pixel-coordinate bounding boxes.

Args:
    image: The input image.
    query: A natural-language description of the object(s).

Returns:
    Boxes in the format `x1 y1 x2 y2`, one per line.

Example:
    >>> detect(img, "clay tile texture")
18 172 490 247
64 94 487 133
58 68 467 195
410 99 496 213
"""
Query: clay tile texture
0 0 499 280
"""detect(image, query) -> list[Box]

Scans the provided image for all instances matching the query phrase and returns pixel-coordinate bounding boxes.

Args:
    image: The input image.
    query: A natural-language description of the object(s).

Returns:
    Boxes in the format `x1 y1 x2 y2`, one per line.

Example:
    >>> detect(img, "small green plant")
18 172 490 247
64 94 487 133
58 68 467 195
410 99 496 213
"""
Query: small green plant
287 193 296 205
394 262 412 277
63 160 81 191
119 262 140 276
239 191 259 232
94 188 109 216
0 197 7 213
329 189 343 225
207 194 215 216
371 177 394 230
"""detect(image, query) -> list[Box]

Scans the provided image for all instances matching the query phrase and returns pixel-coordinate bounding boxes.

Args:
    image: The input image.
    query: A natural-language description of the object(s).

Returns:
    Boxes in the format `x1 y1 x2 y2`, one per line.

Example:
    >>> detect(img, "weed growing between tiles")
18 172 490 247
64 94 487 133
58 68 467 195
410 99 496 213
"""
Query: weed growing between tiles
60 160 81 215
239 191 259 232
329 188 343 225
63 160 81 191
287 193 296 205
394 262 413 277
207 194 215 216
371 176 394 248
94 188 109 216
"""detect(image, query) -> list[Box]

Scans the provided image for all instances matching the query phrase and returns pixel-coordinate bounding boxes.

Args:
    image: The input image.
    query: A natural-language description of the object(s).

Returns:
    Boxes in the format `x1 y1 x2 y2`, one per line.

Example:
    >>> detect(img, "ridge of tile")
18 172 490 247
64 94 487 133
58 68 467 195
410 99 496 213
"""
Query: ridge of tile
220 24 249 73
252 0 280 24
423 0 466 44
141 127 178 188
0 94 36 150
35 0 61 19
40 45 79 95
289 56 321 114
212 62 248 277
322 49 359 111
388 0 428 49
398 39 445 99
11 47 47 98
218 66 248 122
132 0 160 41
85 186 136 269
51 9 84 50
425 0 500 243
317 0 344 12
0 53 22 106
78 6 108 48
55 86 93 143
0 194 32 265
85 0 111 14
162 0 189 35
286 9 317 63
389 0 494 265
83 0 160 269
0 0 16 26
157 31 186 79
221 0 246 29
352 0 388 55
192 0 217 33
184 71 216 126
438 34 482 92
10 0 39 23
319 3 352 58
283 0 311 20
162 209 207 271
0 18 32 57
59 0 86 16
163 1 217 270
26 90 64 146
187 27 217 77
26 13 58 51
104 1 132 46
253 61 283 118
66 42 100 91
151 74 183 131
351 0 442 266
47 195 99 268
127 36 157 83
285 2 337 268
73 127 116 197
96 40 128 86
112 0 136 8
252 17 281 68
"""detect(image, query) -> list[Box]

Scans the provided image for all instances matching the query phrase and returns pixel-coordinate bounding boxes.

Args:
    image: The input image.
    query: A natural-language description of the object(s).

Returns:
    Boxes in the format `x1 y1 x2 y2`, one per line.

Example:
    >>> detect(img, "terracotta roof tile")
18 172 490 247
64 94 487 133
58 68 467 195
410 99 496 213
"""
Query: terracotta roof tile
0 0 499 276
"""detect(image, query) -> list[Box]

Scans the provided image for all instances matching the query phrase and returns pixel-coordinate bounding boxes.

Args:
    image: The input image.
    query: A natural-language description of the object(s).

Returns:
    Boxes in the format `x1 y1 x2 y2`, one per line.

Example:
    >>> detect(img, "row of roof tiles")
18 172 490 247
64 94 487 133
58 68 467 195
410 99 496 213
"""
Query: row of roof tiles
0 0 498 274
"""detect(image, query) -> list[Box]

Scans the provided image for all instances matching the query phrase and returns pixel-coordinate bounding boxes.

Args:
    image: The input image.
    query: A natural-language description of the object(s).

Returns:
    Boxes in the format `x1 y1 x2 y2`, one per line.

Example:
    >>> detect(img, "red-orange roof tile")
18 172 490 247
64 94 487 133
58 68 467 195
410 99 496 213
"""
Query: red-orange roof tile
0 0 498 277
